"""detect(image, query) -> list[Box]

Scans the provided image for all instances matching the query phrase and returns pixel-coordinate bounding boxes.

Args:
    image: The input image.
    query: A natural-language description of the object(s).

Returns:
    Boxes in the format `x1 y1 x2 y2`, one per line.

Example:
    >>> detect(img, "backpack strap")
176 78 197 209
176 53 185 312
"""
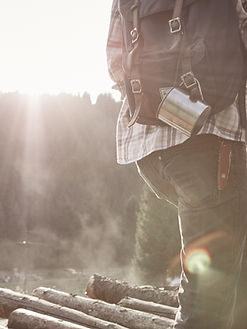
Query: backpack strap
127 0 184 127
238 56 247 128
127 0 142 127
180 45 205 102
169 0 184 34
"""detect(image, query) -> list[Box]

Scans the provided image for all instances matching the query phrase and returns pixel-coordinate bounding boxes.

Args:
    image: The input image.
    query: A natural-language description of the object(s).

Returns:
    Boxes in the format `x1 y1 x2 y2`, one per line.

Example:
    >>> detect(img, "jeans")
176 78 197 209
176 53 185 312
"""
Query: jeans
137 134 247 329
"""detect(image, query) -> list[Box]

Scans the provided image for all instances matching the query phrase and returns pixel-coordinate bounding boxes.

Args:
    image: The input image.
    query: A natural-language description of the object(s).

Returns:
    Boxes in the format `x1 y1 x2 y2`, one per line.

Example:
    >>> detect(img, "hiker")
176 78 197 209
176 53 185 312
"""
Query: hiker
106 1 247 329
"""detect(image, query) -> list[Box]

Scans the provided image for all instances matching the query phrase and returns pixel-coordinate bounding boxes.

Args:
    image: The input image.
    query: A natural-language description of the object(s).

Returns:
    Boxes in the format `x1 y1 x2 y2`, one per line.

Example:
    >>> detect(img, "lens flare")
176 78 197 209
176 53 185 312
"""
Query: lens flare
184 248 211 275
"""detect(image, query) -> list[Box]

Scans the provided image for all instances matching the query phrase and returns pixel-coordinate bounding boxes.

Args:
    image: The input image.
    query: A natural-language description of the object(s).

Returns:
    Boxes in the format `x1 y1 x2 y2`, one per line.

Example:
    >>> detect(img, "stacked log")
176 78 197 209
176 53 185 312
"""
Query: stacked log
33 287 174 329
118 297 177 319
0 288 127 329
8 309 90 329
86 273 178 306
0 274 178 329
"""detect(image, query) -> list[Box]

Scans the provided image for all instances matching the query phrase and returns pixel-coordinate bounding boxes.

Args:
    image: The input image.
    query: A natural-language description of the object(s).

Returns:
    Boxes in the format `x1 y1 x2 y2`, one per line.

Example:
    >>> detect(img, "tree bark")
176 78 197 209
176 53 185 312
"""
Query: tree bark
0 288 126 329
85 274 178 307
33 287 174 329
118 297 177 319
8 309 89 329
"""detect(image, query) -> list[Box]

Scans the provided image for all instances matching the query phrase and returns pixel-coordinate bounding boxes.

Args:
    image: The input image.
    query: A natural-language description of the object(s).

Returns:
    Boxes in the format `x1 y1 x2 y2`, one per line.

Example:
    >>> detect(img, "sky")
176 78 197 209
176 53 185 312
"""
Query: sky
0 0 118 102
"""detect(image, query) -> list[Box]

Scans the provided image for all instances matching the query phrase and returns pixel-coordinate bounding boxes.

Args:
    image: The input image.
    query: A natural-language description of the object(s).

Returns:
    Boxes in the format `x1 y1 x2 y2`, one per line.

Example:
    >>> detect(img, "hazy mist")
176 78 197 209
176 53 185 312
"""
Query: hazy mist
0 91 143 292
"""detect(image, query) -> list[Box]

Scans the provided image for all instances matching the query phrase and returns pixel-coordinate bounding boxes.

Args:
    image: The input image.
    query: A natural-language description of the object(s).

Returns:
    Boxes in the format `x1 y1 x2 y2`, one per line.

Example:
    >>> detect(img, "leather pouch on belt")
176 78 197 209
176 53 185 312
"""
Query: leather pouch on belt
217 141 232 190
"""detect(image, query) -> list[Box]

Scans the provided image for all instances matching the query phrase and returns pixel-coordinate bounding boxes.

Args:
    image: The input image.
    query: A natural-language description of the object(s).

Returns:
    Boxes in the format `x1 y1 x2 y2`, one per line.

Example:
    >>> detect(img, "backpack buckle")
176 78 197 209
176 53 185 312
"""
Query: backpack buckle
130 28 139 43
181 72 197 89
181 72 204 101
130 79 142 94
169 17 182 33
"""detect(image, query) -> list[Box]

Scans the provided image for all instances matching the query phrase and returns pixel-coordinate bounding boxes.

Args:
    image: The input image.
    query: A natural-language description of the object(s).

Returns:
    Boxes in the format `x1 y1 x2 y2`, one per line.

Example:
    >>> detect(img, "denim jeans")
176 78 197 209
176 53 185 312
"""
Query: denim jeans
137 134 247 329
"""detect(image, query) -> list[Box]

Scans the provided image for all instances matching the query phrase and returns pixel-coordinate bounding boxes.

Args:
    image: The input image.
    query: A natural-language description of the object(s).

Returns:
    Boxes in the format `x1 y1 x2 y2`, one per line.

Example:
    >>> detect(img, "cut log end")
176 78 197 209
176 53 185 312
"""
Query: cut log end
85 275 97 299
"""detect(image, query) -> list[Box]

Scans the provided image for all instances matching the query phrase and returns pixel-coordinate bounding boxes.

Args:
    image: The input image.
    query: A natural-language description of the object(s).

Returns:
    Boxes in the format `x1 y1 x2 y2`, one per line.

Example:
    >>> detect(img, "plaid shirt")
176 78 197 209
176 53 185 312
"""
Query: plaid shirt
107 0 246 165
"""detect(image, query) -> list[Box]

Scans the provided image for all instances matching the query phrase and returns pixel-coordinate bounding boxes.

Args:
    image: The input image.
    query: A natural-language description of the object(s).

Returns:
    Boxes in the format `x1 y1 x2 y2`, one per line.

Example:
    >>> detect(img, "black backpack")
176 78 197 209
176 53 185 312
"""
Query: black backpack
119 0 246 127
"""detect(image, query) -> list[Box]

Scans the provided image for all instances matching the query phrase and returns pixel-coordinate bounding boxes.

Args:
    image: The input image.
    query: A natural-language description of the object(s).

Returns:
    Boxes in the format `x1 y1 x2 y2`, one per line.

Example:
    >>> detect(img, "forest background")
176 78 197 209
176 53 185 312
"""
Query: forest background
0 91 181 293
0 90 246 329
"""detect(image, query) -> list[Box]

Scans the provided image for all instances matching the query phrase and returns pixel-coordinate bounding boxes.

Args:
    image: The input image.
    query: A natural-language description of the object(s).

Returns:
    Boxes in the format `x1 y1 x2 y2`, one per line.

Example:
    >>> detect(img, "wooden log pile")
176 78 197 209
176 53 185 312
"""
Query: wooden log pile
0 274 178 329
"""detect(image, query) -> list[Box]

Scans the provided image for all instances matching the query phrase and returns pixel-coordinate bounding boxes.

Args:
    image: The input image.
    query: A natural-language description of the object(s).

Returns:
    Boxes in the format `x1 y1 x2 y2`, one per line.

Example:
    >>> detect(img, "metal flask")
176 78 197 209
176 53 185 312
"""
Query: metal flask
157 87 211 136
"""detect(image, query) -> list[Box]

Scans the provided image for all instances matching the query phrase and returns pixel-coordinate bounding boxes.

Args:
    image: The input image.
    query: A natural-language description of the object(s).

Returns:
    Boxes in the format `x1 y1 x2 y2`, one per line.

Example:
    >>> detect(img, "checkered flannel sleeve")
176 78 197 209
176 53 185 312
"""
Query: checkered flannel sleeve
106 0 125 97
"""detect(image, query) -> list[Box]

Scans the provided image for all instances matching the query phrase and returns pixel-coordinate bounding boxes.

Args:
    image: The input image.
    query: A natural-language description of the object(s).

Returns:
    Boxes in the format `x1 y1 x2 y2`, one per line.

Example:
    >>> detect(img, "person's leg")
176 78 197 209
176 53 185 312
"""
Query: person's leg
160 135 247 329
137 134 247 329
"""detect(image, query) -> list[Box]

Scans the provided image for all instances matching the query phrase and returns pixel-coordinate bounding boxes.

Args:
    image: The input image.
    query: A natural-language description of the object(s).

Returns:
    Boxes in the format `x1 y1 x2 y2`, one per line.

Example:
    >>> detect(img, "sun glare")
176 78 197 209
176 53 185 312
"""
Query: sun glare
0 0 114 100
184 248 212 275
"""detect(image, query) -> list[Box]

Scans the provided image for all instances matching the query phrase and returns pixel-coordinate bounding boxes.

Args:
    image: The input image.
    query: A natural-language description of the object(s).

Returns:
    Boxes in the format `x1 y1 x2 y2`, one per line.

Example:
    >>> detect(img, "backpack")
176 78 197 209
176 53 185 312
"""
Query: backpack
119 0 246 127
237 0 247 52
